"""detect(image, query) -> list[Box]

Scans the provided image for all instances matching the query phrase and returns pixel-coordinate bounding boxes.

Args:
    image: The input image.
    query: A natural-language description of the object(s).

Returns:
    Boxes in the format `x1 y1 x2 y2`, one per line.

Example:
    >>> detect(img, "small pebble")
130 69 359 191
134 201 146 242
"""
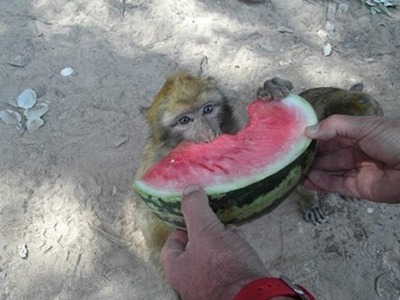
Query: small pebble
367 207 374 214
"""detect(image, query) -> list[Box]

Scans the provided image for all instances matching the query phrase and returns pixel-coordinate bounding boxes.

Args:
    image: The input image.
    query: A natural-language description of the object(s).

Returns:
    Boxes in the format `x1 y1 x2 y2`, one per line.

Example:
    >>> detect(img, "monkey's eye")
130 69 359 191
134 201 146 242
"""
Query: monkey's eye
178 116 191 125
203 104 214 114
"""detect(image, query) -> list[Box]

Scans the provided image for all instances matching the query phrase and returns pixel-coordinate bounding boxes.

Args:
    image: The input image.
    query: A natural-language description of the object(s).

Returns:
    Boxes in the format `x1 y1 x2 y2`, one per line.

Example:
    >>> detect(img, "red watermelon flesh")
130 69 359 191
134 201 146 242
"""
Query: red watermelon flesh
138 94 317 194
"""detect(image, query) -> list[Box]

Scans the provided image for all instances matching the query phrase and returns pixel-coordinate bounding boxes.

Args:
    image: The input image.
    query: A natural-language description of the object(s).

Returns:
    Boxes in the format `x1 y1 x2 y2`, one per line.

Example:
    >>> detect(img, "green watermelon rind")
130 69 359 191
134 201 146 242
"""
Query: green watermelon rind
133 93 318 229
136 142 315 229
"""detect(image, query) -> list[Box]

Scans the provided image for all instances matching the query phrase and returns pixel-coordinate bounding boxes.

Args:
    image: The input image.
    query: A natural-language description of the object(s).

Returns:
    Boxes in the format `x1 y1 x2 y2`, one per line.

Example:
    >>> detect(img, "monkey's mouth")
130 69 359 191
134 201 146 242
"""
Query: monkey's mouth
194 139 212 144
200 132 222 144
192 128 222 144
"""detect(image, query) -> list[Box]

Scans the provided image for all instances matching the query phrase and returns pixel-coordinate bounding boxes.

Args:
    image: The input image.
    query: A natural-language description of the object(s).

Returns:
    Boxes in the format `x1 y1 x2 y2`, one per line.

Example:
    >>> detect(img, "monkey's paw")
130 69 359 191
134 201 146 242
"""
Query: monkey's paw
304 206 327 225
257 77 294 100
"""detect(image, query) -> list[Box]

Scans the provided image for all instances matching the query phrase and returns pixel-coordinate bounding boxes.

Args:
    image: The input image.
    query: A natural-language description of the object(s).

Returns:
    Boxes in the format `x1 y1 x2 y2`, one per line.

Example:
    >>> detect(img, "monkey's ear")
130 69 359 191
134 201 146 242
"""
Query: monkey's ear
139 106 149 118
350 83 364 92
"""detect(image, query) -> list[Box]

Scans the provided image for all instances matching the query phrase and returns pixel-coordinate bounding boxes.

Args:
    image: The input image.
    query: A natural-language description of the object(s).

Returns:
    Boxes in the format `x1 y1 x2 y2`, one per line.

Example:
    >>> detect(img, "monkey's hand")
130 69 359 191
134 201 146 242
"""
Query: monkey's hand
257 77 294 100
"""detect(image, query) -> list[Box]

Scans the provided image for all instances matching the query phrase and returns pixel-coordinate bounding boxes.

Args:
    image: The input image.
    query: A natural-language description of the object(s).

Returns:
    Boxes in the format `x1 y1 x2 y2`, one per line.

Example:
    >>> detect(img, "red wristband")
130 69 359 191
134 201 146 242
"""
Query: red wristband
234 276 316 300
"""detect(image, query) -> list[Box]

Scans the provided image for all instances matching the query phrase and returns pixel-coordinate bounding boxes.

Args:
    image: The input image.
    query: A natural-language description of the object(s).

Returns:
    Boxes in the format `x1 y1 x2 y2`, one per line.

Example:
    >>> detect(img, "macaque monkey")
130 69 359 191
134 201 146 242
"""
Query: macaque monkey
134 71 241 272
259 78 384 224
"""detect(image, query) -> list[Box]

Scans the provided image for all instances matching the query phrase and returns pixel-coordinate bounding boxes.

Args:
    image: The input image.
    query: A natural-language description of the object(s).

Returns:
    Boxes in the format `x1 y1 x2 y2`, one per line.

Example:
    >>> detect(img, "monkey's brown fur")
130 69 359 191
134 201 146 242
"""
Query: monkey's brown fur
135 70 239 270
299 83 383 120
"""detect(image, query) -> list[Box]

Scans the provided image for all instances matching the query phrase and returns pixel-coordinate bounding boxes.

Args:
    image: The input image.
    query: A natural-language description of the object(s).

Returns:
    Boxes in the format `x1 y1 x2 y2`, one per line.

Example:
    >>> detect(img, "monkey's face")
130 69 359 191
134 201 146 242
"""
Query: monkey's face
147 71 236 149
165 100 226 144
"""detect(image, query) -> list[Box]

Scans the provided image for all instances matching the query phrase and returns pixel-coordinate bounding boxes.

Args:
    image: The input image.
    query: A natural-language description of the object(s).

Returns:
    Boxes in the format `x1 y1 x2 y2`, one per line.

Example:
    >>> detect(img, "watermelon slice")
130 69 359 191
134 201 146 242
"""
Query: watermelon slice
134 93 318 229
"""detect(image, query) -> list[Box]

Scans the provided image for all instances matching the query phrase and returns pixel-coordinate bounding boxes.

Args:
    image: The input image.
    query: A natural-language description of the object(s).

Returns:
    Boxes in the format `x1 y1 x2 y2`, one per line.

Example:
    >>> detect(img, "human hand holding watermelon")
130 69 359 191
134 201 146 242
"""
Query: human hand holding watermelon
305 115 400 203
161 185 312 300
160 185 269 300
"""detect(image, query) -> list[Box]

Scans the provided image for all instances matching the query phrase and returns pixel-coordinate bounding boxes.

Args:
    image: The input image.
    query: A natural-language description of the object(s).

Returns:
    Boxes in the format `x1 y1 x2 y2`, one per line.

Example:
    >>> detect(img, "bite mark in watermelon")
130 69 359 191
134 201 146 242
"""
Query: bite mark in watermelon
134 93 318 229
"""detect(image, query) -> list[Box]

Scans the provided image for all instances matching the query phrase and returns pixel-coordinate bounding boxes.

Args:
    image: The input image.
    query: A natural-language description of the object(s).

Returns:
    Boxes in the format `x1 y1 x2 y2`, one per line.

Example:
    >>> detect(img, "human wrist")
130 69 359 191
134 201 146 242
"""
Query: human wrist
222 275 266 300
233 276 316 300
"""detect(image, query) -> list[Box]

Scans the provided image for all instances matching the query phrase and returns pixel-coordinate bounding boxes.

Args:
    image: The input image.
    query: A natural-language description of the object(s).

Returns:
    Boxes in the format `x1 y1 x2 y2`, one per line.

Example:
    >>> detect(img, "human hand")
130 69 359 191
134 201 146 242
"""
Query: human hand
304 115 400 203
160 185 269 300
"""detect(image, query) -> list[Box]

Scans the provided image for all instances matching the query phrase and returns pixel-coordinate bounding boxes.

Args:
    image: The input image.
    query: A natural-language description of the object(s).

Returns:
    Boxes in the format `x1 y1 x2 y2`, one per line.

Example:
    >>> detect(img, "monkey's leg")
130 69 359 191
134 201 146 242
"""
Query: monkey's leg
257 77 294 100
296 185 327 225
139 208 174 270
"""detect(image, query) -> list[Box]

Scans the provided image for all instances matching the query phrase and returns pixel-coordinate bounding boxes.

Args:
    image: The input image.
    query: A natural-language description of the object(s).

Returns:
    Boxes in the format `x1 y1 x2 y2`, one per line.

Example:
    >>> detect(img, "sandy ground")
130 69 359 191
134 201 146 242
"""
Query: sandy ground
1 0 400 299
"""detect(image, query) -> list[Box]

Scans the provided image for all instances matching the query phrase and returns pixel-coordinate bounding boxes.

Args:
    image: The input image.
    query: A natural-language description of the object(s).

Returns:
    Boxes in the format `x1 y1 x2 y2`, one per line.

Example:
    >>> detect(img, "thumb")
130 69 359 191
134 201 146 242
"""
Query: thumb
305 123 320 138
160 230 188 271
305 115 379 141
181 185 225 238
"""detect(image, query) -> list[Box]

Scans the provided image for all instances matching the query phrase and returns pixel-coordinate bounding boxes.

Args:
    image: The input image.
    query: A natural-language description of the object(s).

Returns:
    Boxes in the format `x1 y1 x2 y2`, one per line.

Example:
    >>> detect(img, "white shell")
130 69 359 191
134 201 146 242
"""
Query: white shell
7 97 20 108
17 244 28 259
17 89 37 109
323 43 332 57
8 54 29 67
26 117 44 131
24 103 49 120
60 67 74 77
0 109 22 125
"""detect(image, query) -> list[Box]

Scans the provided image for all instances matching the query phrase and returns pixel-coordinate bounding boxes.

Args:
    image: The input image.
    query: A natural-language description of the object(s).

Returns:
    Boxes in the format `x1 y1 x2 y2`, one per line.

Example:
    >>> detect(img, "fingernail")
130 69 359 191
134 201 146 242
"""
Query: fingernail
306 123 319 136
183 185 200 196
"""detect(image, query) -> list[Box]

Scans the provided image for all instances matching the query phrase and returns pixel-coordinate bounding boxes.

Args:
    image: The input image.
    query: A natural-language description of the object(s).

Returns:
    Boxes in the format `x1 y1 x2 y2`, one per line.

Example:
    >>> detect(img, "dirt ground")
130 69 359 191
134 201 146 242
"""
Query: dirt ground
0 0 399 299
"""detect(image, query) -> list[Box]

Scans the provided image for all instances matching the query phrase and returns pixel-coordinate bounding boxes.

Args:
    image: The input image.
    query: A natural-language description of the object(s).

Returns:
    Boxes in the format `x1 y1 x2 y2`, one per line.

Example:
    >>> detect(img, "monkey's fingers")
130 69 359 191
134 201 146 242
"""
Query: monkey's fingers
261 77 294 100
